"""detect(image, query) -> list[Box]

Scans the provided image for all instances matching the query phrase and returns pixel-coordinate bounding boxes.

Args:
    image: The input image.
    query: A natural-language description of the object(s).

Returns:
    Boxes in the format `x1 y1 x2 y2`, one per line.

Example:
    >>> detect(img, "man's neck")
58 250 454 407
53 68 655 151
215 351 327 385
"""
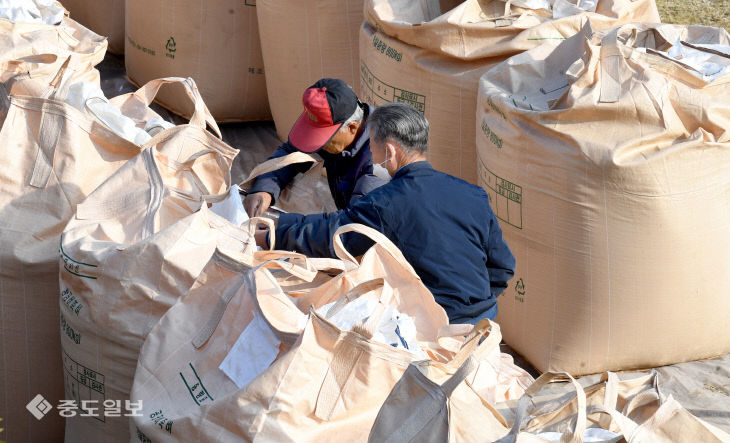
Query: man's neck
395 153 427 171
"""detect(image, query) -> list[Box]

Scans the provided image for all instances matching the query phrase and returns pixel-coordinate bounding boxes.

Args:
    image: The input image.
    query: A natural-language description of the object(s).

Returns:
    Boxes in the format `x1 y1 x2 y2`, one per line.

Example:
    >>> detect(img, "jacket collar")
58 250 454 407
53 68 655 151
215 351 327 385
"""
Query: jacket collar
393 161 432 180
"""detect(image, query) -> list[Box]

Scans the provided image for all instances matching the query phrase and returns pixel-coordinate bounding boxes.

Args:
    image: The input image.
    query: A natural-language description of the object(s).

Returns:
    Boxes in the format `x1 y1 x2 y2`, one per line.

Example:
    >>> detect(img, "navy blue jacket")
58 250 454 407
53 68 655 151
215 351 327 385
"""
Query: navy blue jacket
248 107 384 210
274 161 516 323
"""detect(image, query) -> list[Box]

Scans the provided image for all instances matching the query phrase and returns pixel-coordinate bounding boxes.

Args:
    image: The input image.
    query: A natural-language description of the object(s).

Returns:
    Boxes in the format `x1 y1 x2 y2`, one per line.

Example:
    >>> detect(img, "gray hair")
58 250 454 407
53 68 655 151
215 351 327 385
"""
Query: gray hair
338 103 364 132
367 102 429 153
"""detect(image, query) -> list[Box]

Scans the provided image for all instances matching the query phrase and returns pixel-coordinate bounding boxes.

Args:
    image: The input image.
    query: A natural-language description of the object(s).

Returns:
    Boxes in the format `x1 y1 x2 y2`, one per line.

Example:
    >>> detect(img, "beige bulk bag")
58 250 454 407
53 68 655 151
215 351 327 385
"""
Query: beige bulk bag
0 68 174 442
0 15 107 69
61 0 125 53
125 0 270 122
0 16 107 123
0 54 99 126
239 151 338 214
498 371 730 442
129 249 348 441
131 225 449 441
361 0 660 183
173 280 427 441
257 0 363 141
368 320 519 443
58 79 246 441
477 22 730 375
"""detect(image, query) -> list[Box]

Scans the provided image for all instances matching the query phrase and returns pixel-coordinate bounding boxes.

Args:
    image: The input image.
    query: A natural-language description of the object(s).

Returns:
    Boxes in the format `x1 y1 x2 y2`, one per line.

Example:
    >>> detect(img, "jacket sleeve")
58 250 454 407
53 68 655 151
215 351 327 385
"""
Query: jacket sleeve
485 211 516 299
248 142 314 204
348 173 386 206
274 196 386 258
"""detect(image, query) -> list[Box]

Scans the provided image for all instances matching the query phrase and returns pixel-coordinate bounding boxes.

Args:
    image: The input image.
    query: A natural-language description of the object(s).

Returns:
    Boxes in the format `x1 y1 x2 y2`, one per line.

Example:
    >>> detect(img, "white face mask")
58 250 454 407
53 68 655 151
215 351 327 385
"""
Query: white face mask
373 156 392 181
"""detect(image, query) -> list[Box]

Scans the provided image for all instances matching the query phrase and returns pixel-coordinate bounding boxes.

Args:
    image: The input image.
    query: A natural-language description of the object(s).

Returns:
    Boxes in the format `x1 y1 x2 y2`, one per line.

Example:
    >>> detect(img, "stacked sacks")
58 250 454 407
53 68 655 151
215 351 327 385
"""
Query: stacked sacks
498 371 730 441
125 0 270 122
130 225 448 440
477 22 730 375
0 14 107 442
257 0 364 140
60 0 125 54
130 225 533 441
360 0 660 183
57 78 257 441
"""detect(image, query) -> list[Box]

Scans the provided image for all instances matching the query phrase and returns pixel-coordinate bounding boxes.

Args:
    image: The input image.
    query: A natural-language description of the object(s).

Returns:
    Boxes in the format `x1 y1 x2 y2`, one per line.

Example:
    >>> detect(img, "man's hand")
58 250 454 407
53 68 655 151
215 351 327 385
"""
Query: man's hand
244 192 273 217
254 229 270 249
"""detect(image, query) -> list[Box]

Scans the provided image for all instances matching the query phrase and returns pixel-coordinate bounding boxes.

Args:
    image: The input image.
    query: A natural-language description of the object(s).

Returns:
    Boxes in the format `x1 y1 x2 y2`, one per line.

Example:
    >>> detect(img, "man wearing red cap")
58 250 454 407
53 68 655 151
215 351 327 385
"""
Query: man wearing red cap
256 102 516 325
244 78 386 217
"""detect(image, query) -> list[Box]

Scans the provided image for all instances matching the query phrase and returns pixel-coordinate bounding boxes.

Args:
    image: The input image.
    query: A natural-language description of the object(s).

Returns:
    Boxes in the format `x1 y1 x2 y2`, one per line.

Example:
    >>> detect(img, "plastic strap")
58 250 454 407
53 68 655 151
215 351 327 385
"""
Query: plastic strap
128 77 221 138
29 111 62 188
179 148 232 200
332 223 419 278
192 268 254 349
324 278 393 335
314 279 394 421
238 151 320 188
443 319 496 372
507 372 587 443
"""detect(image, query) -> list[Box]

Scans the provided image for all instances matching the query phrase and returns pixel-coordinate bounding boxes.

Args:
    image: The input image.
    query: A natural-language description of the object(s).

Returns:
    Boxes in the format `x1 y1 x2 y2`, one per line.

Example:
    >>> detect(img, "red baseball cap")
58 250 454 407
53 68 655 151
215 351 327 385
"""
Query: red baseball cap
288 78 359 153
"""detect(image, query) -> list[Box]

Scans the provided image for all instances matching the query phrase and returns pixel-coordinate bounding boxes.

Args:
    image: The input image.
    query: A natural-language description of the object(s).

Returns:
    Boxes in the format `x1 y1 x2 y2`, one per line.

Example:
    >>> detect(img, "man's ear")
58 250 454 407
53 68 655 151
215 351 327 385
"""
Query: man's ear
348 121 360 135
385 142 398 161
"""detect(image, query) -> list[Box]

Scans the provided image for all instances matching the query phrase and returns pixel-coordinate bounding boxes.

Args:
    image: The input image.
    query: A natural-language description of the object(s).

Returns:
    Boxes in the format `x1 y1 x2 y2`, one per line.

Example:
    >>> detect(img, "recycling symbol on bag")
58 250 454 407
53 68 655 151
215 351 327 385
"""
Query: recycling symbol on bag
515 278 526 298
165 36 177 59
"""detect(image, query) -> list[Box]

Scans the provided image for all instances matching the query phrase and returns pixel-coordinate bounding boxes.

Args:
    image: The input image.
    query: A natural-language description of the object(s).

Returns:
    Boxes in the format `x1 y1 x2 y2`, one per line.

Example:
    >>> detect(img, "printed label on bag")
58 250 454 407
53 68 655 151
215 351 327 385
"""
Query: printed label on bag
481 119 503 149
180 363 215 406
371 35 403 62
486 96 506 119
360 62 426 113
60 313 81 345
63 351 106 422
61 287 84 315
149 409 174 434
128 35 156 56
479 158 522 229
60 243 98 279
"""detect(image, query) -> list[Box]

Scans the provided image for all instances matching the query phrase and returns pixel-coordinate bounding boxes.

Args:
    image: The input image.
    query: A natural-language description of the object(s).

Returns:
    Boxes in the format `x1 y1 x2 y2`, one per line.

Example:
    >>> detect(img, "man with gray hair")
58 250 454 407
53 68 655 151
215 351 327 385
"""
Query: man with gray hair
245 78 386 216
257 102 516 324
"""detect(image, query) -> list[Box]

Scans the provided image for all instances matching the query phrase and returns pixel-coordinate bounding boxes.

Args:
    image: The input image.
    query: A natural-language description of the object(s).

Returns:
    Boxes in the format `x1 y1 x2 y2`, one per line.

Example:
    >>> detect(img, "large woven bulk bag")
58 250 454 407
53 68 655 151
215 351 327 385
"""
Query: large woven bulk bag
129 250 349 442
0 71 177 443
361 0 660 183
477 22 730 375
61 0 125 53
58 82 256 441
0 16 107 124
125 0 270 122
257 0 363 141
0 15 107 67
131 224 450 442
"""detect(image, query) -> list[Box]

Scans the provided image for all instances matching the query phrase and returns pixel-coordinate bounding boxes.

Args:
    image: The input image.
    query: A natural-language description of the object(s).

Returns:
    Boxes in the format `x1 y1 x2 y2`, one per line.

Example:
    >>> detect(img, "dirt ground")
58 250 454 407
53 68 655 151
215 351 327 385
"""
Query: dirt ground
656 0 730 31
